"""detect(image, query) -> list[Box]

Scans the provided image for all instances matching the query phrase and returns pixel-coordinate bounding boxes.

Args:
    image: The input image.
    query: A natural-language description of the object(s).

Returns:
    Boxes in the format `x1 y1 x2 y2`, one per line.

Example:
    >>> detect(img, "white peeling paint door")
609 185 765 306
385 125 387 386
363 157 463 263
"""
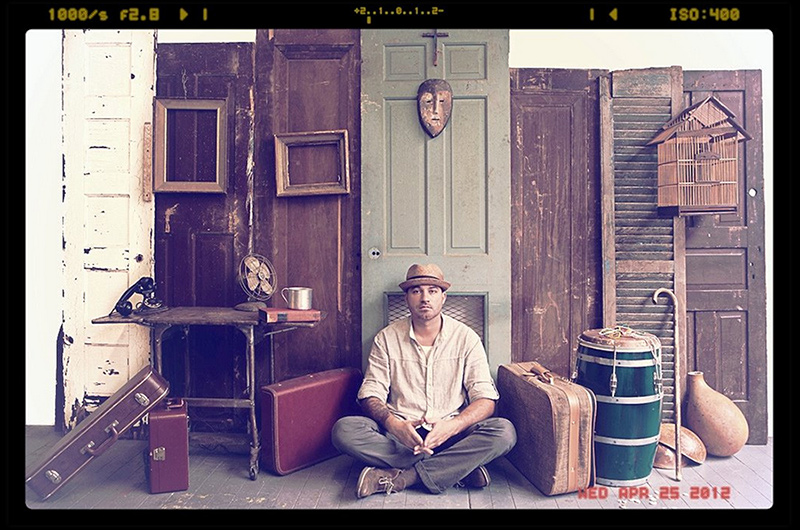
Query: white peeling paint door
62 30 155 428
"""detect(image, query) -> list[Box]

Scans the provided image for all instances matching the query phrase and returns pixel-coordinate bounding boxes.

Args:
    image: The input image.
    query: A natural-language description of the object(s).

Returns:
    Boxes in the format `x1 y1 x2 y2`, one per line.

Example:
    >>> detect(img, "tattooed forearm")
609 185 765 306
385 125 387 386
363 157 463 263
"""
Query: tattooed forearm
359 397 394 427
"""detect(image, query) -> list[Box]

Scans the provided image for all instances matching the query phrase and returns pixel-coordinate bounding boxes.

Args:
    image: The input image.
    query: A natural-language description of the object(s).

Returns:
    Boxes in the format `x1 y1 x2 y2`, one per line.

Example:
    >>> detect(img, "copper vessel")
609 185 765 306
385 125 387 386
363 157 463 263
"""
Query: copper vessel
684 371 749 456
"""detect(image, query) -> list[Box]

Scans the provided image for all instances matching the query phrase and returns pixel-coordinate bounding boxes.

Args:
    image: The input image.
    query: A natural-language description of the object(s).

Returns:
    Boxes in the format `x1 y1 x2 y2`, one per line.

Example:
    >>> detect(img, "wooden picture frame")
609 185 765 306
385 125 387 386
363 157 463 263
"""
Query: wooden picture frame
274 130 350 197
153 98 228 193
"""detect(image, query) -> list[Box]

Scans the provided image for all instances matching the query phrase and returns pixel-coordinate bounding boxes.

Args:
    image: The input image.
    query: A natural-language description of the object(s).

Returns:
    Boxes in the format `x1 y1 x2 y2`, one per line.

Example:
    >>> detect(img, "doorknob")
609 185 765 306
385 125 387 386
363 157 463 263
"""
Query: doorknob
368 247 381 260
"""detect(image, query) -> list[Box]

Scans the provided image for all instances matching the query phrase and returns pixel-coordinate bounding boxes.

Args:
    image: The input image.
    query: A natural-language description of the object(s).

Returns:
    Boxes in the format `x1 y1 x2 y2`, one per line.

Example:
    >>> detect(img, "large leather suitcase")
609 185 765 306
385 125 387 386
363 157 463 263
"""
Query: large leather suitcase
145 398 189 494
497 361 596 496
25 366 169 500
260 367 362 475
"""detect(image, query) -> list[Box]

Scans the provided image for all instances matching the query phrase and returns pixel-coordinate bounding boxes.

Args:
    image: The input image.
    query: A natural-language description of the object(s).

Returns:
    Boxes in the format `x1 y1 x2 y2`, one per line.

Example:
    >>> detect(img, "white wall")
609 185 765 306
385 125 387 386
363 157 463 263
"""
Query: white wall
26 30 773 434
26 30 64 425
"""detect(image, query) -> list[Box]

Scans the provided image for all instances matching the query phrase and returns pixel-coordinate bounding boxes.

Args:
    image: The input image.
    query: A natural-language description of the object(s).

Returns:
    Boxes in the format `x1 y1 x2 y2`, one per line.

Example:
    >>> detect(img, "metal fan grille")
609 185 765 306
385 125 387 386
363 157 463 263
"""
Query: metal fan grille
239 254 276 301
385 292 486 343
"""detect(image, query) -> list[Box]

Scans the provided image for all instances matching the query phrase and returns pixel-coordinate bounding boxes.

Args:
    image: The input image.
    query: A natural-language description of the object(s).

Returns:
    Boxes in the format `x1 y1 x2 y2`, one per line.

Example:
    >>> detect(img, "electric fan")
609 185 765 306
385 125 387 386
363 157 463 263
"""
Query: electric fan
234 253 277 312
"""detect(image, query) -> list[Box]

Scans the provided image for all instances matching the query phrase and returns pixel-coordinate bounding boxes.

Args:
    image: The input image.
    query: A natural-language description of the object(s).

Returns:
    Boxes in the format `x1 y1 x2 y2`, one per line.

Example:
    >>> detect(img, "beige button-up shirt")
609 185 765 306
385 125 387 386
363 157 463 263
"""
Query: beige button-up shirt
358 314 499 422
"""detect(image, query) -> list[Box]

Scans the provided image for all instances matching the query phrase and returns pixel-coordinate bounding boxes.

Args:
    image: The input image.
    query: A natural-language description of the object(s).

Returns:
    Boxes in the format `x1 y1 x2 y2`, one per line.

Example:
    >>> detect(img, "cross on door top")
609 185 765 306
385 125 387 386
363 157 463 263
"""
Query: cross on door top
421 30 449 66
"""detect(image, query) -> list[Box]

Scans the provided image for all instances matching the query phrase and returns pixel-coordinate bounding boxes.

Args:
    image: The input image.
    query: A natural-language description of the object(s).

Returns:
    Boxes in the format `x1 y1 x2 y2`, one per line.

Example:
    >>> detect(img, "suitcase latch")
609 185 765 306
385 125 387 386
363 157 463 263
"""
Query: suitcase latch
135 392 151 407
44 469 62 484
152 446 166 461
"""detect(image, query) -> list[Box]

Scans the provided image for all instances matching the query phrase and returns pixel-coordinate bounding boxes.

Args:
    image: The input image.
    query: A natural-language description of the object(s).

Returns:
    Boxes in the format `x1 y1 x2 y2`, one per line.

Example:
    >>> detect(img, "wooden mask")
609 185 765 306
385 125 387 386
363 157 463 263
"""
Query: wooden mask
417 79 453 138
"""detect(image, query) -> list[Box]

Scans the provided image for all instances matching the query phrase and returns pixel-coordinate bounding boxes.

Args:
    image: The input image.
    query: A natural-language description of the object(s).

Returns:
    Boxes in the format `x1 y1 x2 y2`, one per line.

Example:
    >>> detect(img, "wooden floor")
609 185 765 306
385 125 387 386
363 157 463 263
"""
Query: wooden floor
21 425 777 522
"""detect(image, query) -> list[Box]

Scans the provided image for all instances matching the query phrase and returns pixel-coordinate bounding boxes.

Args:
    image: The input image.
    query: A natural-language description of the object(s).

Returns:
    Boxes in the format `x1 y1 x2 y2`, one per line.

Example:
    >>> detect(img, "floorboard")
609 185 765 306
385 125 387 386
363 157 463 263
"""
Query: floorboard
21 425 777 517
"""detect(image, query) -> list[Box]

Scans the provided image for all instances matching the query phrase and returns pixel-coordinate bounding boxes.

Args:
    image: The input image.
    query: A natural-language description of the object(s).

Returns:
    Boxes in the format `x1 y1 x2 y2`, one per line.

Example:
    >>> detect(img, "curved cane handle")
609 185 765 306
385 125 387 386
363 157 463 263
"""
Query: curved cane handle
652 287 677 306
652 286 683 481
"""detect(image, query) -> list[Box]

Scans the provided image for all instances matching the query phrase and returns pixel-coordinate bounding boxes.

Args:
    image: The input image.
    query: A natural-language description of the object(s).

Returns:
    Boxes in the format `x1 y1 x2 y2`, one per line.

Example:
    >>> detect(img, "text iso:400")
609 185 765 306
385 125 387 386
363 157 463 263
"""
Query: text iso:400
670 7 741 21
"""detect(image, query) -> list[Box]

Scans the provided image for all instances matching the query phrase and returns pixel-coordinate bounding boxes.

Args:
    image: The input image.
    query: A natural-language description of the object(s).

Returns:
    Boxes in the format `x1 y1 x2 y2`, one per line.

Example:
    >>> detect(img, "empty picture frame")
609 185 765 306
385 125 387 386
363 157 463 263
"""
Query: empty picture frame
274 129 350 197
153 98 228 193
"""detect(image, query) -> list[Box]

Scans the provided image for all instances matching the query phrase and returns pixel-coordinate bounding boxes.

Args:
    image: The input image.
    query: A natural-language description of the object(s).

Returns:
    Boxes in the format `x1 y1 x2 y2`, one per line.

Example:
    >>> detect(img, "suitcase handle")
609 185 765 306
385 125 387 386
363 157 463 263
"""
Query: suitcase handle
82 421 120 457
525 361 555 385
164 398 184 410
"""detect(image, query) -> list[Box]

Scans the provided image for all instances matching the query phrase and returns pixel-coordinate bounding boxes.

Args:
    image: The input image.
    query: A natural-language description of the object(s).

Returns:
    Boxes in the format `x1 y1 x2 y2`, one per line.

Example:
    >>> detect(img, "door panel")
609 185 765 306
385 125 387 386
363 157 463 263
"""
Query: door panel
154 43 254 432
593 67 684 421
361 30 510 374
254 30 362 380
61 30 155 429
683 70 766 443
510 70 604 378
448 99 488 254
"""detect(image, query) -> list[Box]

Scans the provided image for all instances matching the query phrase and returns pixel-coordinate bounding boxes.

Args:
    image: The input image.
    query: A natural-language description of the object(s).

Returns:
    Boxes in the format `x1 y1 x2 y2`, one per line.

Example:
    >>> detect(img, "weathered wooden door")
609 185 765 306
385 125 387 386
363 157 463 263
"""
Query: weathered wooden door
153 32 363 435
682 70 767 443
154 42 255 433
360 30 511 373
600 67 685 423
509 69 605 378
594 67 765 440
254 30 362 380
62 30 155 430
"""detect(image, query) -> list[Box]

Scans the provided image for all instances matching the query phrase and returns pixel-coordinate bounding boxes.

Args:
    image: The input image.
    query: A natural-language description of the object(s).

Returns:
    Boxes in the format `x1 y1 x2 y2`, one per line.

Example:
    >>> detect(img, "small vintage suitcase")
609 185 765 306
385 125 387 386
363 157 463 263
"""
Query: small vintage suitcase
145 398 189 494
497 361 596 496
260 367 362 475
25 365 170 500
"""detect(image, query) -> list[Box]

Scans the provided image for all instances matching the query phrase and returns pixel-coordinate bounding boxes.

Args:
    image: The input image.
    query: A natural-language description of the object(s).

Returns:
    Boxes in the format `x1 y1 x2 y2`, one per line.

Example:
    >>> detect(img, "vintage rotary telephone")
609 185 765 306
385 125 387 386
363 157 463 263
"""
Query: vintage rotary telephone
110 276 166 317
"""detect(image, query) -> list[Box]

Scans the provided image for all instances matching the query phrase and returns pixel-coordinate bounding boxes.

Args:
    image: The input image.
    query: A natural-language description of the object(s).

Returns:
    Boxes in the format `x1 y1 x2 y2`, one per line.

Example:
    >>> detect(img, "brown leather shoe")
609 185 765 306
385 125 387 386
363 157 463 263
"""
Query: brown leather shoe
460 465 491 488
356 467 406 498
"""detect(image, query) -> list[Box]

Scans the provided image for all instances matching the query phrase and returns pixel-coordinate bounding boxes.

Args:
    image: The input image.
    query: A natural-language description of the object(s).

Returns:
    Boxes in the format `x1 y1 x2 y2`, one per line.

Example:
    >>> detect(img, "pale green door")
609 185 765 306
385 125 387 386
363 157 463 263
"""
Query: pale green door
360 29 511 375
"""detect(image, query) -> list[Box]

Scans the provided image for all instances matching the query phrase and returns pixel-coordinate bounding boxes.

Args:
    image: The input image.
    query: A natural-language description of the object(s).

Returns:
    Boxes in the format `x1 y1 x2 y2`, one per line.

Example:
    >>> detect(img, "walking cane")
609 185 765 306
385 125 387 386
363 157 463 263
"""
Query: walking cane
653 288 681 481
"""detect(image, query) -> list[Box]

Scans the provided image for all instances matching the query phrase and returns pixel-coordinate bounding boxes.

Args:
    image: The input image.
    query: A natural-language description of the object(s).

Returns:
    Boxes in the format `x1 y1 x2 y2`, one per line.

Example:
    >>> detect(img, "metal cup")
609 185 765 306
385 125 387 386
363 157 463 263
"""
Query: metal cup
281 287 313 310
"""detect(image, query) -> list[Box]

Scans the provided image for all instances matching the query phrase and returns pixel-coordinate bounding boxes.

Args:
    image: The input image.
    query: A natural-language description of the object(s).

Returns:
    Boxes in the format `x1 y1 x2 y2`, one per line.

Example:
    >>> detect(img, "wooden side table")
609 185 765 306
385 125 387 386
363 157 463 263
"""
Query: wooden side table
93 306 324 479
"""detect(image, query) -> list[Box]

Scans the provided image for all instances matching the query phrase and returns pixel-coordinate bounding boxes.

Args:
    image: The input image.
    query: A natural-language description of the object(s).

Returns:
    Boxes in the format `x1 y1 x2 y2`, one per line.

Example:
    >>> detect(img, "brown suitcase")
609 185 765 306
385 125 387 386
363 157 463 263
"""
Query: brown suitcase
25 366 170 500
497 361 596 496
260 367 362 475
145 398 189 494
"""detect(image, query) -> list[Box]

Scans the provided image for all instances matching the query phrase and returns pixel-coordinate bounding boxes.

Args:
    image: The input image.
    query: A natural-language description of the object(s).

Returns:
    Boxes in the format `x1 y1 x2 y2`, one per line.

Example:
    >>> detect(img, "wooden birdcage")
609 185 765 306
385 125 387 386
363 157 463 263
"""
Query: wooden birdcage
647 96 752 216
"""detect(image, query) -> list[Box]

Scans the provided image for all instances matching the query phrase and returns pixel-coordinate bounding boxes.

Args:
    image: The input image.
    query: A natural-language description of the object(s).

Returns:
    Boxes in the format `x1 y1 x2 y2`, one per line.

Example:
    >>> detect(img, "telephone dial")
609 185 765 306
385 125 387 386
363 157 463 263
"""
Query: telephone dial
110 276 166 317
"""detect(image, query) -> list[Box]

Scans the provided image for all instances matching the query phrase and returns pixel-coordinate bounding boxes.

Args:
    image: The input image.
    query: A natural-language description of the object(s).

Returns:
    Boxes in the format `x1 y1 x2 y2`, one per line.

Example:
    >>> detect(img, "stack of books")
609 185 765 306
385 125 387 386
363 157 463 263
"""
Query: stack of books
259 307 323 323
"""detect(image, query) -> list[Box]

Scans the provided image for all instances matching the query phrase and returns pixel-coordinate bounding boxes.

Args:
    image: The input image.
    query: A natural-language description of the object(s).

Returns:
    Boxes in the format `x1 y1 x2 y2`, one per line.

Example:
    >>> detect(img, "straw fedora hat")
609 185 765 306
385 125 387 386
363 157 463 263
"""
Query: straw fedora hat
657 423 707 465
399 263 451 291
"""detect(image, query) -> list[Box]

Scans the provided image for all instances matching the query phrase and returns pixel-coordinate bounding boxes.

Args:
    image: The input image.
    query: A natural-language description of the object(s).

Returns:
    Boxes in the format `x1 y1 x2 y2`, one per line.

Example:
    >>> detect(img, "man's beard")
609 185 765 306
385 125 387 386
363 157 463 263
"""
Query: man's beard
414 305 439 321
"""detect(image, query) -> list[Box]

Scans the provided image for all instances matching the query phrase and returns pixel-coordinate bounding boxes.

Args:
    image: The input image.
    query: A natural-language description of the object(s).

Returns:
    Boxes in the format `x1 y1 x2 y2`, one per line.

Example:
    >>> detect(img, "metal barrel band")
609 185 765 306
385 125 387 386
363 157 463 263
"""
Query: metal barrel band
593 434 660 446
577 339 658 353
596 476 650 487
594 394 662 405
576 352 657 367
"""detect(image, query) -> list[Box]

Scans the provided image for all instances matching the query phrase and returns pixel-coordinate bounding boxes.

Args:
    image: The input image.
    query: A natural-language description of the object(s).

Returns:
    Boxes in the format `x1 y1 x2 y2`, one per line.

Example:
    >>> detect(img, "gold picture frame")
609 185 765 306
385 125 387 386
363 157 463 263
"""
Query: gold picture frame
274 129 350 197
153 98 228 193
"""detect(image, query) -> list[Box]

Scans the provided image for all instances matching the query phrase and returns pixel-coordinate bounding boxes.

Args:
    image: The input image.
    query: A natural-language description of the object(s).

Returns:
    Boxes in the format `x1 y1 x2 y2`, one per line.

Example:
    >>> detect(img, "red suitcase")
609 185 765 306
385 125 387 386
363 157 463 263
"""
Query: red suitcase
25 366 170 500
260 367 362 475
145 398 189 494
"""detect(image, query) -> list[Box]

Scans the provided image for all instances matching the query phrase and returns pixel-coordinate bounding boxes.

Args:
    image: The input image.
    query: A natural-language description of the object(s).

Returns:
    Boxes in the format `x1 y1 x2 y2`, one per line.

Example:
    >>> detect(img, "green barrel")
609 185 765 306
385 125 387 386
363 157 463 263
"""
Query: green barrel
574 327 663 487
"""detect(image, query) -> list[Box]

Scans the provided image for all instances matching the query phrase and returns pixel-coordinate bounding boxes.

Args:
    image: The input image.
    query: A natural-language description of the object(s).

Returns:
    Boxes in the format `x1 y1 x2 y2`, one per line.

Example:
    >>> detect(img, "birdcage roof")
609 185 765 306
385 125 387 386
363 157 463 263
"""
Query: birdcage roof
646 96 752 145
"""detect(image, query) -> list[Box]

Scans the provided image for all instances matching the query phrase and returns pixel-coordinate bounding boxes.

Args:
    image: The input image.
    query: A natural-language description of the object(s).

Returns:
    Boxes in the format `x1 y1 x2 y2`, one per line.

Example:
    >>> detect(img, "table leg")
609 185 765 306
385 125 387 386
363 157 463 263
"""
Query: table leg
151 324 171 373
237 324 260 480
261 326 297 385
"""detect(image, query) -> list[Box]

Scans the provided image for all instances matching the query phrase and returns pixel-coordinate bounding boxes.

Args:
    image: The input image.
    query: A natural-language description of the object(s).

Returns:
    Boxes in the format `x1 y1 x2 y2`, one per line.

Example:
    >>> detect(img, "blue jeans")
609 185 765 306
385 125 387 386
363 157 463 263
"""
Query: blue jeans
331 415 517 494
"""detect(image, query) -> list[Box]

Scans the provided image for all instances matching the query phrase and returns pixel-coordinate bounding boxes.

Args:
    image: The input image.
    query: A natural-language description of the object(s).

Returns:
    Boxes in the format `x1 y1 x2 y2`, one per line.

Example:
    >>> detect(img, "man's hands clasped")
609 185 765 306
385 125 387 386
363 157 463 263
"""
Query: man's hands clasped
384 415 461 456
